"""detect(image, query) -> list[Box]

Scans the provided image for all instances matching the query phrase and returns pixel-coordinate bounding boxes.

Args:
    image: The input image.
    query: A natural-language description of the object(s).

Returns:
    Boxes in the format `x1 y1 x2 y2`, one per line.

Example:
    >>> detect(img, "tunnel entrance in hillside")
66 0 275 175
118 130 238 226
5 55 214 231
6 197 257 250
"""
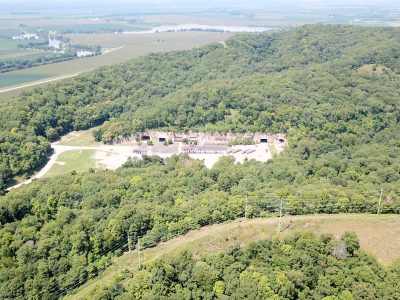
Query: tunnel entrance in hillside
142 135 151 141
260 138 268 143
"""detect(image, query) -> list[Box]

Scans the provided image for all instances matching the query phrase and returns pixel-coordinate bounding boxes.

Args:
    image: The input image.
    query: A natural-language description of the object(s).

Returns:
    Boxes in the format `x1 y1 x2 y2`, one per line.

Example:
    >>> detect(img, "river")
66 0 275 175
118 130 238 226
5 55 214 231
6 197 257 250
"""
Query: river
124 24 276 34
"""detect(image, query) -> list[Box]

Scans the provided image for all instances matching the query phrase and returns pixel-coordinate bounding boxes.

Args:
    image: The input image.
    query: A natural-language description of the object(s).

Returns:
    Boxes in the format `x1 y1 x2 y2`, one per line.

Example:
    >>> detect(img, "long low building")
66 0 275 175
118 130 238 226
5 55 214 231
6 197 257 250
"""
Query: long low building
128 131 287 146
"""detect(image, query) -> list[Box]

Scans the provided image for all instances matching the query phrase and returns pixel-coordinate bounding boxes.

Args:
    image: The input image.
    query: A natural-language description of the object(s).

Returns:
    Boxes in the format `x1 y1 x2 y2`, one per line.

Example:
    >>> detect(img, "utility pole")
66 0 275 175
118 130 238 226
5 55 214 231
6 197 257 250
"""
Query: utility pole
137 238 141 269
244 194 248 219
127 231 131 254
278 197 283 233
377 188 383 214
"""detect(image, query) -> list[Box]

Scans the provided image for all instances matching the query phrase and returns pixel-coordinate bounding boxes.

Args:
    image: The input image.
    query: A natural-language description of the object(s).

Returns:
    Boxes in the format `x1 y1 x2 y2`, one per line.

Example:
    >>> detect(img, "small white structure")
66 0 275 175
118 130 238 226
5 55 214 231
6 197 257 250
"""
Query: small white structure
12 33 39 40
77 50 95 58
49 38 62 50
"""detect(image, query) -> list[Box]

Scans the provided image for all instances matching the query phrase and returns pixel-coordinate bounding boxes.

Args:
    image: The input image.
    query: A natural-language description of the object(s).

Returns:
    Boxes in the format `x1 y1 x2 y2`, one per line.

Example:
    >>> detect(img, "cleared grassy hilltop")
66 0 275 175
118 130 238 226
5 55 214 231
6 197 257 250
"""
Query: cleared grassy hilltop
66 214 400 299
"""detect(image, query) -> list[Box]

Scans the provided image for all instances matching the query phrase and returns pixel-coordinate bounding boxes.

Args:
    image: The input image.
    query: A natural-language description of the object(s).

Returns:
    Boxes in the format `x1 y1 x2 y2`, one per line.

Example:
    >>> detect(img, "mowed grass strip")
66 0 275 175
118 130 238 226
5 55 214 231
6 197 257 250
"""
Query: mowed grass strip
66 214 400 300
45 150 97 177
57 128 102 147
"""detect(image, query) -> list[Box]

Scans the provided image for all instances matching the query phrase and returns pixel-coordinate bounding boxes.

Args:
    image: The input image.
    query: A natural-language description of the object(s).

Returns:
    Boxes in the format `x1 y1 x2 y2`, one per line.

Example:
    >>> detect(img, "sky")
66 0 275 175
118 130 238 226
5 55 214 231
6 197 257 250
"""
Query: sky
0 0 398 13
1 0 398 6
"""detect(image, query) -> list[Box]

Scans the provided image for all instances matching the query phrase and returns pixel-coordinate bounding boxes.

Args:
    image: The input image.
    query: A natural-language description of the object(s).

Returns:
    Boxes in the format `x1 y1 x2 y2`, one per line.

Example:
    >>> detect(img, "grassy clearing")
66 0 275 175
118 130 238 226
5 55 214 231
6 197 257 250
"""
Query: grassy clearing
44 150 96 177
0 31 232 101
57 128 101 146
358 64 391 75
66 214 400 300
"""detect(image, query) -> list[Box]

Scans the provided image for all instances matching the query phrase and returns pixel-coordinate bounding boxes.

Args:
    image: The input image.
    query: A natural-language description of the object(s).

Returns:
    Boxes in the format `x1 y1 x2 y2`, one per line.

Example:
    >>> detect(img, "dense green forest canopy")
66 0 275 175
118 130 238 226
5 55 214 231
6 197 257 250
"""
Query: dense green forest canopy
98 232 400 299
1 25 400 298
0 155 399 299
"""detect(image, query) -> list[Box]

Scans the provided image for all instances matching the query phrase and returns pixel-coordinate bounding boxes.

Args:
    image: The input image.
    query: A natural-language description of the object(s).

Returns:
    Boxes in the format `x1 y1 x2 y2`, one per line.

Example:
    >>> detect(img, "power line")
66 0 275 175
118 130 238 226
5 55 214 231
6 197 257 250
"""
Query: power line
40 239 128 296
47 240 128 299
46 189 390 298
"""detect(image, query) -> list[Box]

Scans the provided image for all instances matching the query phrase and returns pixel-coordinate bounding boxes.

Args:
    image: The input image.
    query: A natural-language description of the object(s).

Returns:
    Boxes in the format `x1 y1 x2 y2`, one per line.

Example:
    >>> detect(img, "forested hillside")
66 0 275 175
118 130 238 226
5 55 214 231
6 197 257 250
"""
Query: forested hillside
1 25 400 191
100 232 400 299
1 155 399 299
1 25 400 299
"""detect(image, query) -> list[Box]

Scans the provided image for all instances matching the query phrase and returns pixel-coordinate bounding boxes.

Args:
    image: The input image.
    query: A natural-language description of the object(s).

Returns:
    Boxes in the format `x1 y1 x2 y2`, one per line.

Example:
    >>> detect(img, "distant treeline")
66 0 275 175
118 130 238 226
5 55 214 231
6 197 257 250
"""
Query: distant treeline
17 40 48 50
0 52 77 73
0 44 101 73
71 44 102 54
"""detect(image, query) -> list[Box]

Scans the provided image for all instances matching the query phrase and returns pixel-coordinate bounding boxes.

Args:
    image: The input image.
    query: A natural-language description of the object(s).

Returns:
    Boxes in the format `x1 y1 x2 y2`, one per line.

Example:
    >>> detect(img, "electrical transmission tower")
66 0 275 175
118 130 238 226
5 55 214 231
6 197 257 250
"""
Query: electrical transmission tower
278 197 283 233
137 238 141 269
377 188 383 214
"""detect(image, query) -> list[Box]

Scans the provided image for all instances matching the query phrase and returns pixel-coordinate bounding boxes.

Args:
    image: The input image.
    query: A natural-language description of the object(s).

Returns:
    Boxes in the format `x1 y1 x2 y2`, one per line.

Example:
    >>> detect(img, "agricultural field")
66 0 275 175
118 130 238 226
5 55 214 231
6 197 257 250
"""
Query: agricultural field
140 12 323 27
0 31 232 101
139 8 400 27
0 16 156 35
0 72 54 89
0 38 48 61
66 214 400 299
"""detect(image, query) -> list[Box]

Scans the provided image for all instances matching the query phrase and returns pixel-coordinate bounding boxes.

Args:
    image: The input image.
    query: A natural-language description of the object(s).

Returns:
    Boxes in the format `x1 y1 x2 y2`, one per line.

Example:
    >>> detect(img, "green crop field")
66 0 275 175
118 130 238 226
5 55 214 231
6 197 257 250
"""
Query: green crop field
0 38 50 63
0 28 21 38
0 50 49 60
0 38 25 49
0 38 31 57
0 31 232 100
0 72 54 89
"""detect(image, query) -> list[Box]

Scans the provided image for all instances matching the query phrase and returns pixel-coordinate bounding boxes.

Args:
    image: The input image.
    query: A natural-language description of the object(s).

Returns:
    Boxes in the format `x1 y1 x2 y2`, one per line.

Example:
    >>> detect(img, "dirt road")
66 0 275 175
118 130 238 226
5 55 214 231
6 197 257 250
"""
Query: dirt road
6 144 134 190
0 73 82 94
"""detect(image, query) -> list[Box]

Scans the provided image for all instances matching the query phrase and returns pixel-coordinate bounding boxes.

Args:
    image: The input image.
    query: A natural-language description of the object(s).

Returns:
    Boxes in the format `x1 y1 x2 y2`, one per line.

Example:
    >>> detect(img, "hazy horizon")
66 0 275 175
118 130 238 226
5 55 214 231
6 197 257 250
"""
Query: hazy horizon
1 0 399 13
